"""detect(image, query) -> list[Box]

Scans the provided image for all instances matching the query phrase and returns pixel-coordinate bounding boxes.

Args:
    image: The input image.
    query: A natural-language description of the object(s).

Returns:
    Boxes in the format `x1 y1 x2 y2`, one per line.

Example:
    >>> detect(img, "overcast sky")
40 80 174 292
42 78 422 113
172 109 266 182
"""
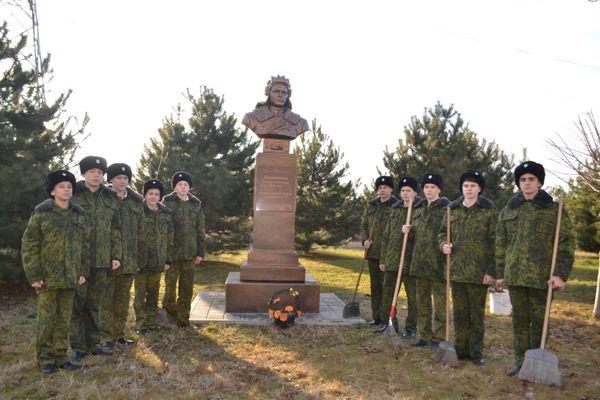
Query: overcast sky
3 0 600 190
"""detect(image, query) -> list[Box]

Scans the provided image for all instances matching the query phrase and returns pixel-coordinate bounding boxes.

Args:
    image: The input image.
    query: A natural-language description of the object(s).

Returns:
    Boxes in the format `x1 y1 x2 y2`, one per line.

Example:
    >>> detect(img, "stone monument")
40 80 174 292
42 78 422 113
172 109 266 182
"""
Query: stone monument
225 76 320 313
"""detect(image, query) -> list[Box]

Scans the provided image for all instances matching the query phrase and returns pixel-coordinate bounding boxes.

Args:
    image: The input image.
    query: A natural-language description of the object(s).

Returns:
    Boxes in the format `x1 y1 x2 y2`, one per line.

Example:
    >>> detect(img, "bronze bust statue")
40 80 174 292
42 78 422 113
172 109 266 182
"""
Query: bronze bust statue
242 76 309 140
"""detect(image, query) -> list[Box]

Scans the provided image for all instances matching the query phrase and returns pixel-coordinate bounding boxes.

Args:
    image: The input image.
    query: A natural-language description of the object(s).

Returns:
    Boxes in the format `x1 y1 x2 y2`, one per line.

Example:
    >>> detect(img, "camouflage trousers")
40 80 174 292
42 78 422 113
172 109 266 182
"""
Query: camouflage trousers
70 268 108 353
452 281 487 358
381 270 416 333
36 288 74 366
134 271 162 330
508 285 548 363
415 277 446 342
100 271 134 342
367 258 383 321
163 260 195 325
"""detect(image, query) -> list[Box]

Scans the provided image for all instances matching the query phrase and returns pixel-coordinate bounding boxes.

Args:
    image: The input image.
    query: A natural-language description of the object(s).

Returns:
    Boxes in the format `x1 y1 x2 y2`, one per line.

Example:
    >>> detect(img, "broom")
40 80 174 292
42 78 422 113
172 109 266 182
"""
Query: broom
383 196 414 336
343 220 376 318
431 207 459 367
517 192 564 386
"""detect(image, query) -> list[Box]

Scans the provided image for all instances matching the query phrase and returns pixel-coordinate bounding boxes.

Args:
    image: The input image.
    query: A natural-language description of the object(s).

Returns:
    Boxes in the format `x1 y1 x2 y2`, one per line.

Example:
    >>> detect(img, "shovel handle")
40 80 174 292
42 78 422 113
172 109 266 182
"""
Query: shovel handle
445 207 451 342
541 191 564 349
390 196 414 314
351 218 377 302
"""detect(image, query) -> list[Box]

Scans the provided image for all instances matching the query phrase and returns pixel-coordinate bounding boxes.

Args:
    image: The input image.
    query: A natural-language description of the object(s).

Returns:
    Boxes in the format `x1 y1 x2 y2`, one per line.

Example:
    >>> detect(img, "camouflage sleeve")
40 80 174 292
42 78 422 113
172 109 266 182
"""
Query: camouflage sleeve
379 214 391 266
438 210 449 252
167 215 174 264
21 213 44 284
137 212 145 269
196 206 206 258
554 208 575 282
485 209 498 277
80 221 91 278
111 207 122 262
494 209 506 279
359 205 369 246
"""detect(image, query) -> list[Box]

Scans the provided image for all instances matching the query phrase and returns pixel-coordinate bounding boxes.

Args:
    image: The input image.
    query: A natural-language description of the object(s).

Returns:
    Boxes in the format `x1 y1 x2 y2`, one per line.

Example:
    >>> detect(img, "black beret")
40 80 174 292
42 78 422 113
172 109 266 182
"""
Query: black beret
459 170 485 192
45 170 76 195
514 161 545 187
421 173 443 190
143 179 165 198
375 175 394 190
79 155 107 175
107 163 132 182
171 171 193 189
397 176 420 193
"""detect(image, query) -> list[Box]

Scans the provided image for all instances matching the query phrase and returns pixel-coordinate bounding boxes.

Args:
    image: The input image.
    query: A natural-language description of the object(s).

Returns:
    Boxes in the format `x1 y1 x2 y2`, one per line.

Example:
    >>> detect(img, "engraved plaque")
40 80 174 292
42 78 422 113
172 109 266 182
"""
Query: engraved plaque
255 163 295 212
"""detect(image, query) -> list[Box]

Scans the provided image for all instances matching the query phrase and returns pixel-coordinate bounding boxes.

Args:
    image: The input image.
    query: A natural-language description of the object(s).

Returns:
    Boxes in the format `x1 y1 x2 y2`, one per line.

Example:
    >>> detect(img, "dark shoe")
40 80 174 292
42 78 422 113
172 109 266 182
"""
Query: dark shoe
91 347 113 356
506 363 522 376
177 322 193 329
70 351 87 362
101 341 114 350
117 338 134 346
471 356 485 366
412 339 429 347
374 323 390 333
40 364 58 374
60 361 82 371
368 319 381 326
427 340 440 350
138 328 150 335
402 331 416 340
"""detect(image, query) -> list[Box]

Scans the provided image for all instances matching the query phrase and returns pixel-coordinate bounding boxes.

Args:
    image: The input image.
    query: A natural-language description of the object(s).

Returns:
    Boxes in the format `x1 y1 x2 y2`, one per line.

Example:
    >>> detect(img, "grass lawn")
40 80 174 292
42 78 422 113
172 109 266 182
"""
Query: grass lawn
1 249 599 399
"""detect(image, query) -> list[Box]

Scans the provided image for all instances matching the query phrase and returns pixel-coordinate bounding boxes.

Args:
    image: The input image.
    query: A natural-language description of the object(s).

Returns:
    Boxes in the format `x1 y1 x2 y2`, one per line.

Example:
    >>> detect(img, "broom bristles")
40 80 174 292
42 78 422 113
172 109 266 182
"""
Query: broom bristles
518 349 561 386
431 341 459 367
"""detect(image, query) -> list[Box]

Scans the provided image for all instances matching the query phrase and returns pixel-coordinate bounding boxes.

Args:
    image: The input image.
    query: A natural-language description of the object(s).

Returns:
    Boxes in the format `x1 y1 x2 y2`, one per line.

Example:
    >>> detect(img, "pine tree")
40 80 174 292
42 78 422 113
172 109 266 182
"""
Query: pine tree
566 177 600 252
295 120 362 252
0 21 85 283
382 102 514 205
136 87 259 252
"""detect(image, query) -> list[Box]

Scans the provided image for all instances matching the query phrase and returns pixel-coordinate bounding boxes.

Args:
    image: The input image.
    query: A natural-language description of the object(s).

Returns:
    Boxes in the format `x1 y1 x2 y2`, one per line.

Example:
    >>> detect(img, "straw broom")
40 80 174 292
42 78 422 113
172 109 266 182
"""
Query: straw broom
431 206 459 367
517 192 565 386
383 196 414 336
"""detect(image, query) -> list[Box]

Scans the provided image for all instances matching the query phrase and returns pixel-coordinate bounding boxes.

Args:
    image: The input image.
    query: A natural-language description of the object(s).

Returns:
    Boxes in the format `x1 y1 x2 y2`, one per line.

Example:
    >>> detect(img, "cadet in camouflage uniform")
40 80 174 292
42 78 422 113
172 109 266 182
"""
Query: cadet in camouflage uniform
135 179 174 333
70 156 122 360
379 176 420 336
406 173 450 348
438 171 497 365
100 163 144 348
496 161 575 376
22 170 89 373
360 176 399 328
162 171 206 327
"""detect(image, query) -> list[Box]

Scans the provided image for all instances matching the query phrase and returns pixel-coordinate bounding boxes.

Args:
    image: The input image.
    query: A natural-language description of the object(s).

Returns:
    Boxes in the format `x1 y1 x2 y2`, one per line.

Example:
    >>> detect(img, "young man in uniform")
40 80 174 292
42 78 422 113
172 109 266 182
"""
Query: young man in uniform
496 161 575 376
379 176 420 336
439 170 497 365
405 173 450 349
70 156 121 360
100 163 144 349
360 176 399 329
162 171 206 327
135 179 173 333
22 170 89 373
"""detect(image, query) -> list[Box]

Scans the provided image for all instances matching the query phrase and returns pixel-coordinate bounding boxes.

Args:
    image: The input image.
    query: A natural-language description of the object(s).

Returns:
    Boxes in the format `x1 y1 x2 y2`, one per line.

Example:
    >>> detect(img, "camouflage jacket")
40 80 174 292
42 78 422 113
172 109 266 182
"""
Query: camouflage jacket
360 195 400 260
111 187 145 274
380 196 421 275
438 196 497 284
21 200 90 289
163 192 206 261
73 181 122 268
139 202 174 272
495 190 575 289
409 197 451 281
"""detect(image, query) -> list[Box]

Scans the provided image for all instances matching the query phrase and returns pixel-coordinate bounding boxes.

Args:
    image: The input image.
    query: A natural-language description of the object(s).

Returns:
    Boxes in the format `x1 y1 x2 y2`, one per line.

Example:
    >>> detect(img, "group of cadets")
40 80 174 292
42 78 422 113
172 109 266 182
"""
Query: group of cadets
21 156 575 378
21 155 205 374
362 161 575 376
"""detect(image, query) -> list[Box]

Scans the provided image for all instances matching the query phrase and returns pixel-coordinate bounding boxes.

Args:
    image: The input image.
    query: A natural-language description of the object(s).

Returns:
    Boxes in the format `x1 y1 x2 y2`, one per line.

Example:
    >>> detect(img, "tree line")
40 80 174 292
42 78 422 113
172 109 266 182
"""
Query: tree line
1 20 598 284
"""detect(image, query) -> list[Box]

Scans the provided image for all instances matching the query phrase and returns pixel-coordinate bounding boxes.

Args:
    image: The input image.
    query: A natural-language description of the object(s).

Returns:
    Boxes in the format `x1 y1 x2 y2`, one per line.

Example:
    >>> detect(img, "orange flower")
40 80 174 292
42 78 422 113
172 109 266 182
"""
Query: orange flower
296 311 302 316
280 313 288 322
274 310 281 318
284 305 294 312
273 297 281 304
268 309 274 319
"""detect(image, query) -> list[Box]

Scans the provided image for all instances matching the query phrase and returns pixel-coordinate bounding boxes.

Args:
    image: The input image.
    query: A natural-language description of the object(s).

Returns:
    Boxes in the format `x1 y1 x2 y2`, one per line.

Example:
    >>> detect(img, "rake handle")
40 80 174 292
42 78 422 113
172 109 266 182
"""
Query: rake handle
445 207 451 342
390 196 414 318
540 191 564 350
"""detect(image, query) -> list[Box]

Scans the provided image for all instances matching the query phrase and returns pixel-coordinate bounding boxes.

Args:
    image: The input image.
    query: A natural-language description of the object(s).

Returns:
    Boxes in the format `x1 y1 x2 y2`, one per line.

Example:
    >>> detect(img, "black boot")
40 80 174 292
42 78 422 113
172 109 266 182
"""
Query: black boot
506 363 522 376
368 319 381 326
40 364 58 374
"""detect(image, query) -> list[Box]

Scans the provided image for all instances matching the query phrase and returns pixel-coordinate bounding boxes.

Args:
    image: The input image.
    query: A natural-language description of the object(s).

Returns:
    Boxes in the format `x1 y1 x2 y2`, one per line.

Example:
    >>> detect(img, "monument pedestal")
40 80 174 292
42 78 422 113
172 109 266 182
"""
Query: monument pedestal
225 272 320 313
